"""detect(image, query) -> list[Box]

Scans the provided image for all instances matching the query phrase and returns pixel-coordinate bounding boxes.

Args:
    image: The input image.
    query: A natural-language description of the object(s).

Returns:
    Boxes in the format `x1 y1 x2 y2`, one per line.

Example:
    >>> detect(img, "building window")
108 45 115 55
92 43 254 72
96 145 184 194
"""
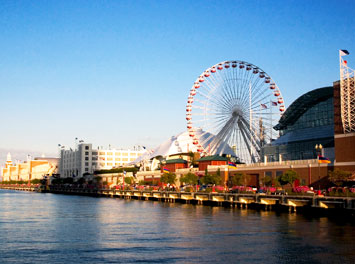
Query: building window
85 168 89 172
85 146 89 150
85 162 89 166
92 152 98 156
85 157 89 161
115 158 120 161
122 153 128 156
276 171 283 177
122 158 128 161
107 152 113 156
265 171 272 177
85 152 89 155
99 152 105 155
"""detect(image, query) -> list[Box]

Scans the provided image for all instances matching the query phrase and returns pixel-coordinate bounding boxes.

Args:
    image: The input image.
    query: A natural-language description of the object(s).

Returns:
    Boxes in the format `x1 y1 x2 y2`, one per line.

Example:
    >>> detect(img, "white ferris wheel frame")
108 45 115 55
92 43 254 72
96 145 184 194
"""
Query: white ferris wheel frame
186 60 285 163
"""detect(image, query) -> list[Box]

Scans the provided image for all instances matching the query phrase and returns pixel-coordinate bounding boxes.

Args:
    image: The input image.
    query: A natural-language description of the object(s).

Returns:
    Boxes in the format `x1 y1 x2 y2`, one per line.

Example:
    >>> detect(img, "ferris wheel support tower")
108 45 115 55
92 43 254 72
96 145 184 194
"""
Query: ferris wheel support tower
339 49 355 133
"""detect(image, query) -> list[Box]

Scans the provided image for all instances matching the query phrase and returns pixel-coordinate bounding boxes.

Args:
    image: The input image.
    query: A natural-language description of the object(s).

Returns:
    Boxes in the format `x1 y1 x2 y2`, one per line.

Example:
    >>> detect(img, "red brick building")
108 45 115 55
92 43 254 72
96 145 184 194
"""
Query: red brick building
197 155 228 171
161 159 188 173
333 80 355 173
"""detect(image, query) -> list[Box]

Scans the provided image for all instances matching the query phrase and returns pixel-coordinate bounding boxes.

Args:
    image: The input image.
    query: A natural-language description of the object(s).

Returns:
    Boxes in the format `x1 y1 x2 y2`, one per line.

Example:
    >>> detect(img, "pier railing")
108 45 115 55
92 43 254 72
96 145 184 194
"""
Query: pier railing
46 187 355 212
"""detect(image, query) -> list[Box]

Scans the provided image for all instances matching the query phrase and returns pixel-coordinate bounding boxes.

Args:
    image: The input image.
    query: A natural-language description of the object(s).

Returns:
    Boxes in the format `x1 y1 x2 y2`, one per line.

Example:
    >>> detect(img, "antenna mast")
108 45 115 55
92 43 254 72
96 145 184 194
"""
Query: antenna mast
339 50 355 133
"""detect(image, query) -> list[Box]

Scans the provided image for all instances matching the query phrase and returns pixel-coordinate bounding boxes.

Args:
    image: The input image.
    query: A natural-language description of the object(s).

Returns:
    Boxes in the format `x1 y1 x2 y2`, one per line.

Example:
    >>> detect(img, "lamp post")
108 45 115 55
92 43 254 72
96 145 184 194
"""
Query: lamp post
315 144 323 190
122 170 126 190
160 159 166 189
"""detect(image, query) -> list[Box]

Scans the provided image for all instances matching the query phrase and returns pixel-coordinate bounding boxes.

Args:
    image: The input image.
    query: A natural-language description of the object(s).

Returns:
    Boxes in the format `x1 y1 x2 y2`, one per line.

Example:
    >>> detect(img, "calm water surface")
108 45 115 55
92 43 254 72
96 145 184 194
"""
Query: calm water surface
0 189 354 263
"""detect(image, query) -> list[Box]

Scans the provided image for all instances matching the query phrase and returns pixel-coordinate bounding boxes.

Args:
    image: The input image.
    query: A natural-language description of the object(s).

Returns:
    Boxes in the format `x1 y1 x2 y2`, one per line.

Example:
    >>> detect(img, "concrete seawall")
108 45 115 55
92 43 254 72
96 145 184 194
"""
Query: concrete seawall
2 186 355 216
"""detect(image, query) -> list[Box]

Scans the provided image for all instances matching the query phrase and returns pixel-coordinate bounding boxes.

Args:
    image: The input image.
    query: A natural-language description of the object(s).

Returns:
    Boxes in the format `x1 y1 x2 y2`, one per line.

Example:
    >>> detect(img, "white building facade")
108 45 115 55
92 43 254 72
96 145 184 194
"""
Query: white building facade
59 143 146 178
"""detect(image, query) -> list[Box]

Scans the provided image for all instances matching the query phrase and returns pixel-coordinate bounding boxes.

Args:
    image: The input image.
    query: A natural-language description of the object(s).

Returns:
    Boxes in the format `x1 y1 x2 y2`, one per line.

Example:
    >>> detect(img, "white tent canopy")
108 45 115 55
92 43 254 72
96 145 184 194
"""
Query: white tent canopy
132 129 236 165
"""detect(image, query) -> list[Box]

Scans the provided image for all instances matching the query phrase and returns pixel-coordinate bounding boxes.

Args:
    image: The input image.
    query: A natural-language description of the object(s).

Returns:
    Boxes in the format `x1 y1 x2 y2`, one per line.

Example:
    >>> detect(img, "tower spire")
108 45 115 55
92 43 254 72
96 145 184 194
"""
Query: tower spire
6 152 11 162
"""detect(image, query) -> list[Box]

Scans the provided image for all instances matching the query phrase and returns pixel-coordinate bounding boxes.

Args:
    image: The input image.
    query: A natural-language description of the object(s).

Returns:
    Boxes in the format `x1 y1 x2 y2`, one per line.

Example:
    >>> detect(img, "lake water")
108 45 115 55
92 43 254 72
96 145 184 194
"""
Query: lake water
0 189 354 263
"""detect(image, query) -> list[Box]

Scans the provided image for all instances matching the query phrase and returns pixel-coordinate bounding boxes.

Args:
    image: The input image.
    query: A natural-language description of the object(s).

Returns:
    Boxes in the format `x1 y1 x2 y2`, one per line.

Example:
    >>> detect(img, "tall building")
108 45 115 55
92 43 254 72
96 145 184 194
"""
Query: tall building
59 142 146 178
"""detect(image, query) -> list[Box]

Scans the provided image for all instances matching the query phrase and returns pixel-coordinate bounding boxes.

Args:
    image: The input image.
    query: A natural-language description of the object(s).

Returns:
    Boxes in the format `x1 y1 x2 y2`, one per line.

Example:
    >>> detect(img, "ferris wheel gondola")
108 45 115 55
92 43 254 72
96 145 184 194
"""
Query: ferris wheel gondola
186 60 285 163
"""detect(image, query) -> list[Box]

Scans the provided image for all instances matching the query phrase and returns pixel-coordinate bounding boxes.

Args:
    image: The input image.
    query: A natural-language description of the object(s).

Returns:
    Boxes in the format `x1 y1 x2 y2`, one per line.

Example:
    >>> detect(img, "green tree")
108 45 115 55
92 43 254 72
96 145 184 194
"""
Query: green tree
231 173 243 186
328 169 352 187
180 172 198 185
160 172 176 185
277 170 299 186
63 178 74 184
261 175 273 187
138 180 148 185
31 179 41 184
76 177 86 185
124 176 134 185
188 151 198 167
202 173 221 185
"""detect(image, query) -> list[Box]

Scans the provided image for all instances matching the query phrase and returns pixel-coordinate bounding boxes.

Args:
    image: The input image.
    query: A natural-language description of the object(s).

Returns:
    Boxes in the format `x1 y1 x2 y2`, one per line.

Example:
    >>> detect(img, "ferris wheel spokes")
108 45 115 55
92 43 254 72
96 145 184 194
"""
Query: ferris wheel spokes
186 60 285 162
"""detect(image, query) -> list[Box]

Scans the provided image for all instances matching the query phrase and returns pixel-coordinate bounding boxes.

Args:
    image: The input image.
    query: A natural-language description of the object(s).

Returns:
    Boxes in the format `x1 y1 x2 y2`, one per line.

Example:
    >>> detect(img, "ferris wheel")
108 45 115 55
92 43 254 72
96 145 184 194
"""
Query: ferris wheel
186 60 285 163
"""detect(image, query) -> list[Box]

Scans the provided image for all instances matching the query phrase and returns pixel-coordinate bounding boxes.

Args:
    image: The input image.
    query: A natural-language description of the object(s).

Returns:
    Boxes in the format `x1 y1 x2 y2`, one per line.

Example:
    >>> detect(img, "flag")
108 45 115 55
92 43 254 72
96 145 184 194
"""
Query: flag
318 155 331 164
163 167 170 172
272 101 278 106
228 161 237 169
261 103 267 109
340 50 350 56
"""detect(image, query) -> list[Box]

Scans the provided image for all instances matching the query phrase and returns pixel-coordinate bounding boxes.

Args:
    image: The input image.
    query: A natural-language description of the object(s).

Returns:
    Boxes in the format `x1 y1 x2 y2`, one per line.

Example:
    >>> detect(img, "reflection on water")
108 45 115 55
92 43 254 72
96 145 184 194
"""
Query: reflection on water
0 190 354 263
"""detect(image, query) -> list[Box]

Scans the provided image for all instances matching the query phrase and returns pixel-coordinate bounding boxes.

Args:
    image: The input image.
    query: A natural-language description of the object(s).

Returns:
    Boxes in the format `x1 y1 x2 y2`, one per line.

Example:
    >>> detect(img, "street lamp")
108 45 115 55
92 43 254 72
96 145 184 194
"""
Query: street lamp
158 159 167 189
315 144 323 190
315 144 323 158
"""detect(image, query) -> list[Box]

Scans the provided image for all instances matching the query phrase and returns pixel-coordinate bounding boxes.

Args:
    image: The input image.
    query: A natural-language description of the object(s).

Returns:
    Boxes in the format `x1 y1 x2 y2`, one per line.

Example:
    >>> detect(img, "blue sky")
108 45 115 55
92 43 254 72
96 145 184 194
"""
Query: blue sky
0 0 354 163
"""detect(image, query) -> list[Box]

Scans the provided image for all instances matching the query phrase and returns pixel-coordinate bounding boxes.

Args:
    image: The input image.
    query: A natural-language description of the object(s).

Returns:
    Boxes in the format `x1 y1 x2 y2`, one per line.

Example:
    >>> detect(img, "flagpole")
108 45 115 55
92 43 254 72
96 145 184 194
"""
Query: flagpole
270 99 272 142
249 82 253 158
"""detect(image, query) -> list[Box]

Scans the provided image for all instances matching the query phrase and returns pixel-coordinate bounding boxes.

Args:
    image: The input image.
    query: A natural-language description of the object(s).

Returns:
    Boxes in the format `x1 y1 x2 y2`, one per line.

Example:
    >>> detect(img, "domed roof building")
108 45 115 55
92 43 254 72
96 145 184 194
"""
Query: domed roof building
262 86 335 161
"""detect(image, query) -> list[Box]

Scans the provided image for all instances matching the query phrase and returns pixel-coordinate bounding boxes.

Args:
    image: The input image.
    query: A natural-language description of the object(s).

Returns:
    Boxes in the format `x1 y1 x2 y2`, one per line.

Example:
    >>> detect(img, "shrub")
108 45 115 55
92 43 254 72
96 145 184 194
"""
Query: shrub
328 169 352 187
94 167 138 175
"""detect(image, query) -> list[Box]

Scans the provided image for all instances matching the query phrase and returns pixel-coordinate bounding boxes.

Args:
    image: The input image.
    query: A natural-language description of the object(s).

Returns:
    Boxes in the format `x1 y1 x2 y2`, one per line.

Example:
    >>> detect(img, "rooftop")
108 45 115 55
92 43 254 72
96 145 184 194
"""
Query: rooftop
274 86 333 130
197 155 228 162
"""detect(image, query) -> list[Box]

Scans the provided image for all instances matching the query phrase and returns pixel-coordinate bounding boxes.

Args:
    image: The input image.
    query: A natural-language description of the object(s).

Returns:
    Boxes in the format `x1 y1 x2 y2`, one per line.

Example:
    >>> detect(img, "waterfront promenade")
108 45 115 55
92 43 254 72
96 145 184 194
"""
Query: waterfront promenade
2 185 354 215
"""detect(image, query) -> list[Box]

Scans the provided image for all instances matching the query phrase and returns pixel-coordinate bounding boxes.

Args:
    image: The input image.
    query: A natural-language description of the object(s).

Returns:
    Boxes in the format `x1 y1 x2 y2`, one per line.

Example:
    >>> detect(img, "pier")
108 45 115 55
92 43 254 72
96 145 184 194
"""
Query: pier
0 186 37 192
18 186 354 214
